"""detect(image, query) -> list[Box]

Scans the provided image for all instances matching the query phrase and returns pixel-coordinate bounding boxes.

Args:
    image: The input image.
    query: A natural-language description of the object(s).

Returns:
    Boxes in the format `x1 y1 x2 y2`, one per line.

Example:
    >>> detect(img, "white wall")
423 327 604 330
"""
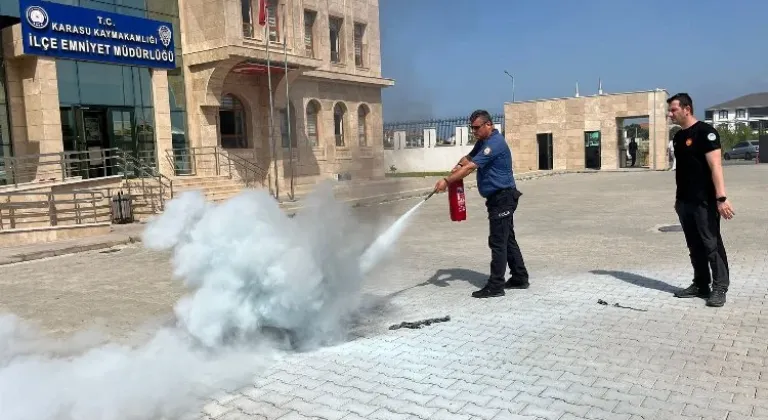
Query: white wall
383 124 502 173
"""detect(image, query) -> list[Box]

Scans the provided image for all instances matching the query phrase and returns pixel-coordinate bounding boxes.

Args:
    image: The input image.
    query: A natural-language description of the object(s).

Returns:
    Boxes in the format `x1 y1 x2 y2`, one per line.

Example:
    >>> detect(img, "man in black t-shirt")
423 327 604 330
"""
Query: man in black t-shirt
667 93 735 307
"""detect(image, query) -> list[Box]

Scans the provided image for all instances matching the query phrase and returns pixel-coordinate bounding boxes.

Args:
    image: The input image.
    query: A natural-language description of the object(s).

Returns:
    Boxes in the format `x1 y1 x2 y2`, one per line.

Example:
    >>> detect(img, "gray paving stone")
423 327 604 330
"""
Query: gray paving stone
4 167 768 420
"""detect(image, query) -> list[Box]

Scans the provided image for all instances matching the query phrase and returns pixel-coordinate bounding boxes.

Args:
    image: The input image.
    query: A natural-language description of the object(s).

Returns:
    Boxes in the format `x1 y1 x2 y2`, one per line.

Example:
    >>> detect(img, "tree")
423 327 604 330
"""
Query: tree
669 125 681 141
716 123 753 151
624 123 649 140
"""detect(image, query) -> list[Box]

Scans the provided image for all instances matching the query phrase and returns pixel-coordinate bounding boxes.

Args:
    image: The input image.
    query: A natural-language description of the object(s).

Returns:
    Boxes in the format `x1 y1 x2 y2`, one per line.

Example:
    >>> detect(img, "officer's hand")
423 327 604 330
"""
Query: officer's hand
450 165 461 173
717 200 735 220
434 178 448 193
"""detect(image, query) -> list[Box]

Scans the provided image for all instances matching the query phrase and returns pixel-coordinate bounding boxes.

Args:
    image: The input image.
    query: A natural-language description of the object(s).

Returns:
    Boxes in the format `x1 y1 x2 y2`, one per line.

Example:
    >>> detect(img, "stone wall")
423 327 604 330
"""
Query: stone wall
504 90 670 172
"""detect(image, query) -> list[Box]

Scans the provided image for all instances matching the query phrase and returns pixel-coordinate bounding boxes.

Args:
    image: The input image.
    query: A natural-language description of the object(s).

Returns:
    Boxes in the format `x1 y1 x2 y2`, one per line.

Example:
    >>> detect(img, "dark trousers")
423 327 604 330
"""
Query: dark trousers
675 199 730 291
485 188 529 290
630 152 637 166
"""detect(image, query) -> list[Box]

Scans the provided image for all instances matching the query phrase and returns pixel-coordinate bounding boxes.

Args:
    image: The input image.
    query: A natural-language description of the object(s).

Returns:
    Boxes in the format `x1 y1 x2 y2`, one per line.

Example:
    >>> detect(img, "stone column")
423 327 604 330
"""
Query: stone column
2 51 63 182
150 69 174 177
649 89 670 170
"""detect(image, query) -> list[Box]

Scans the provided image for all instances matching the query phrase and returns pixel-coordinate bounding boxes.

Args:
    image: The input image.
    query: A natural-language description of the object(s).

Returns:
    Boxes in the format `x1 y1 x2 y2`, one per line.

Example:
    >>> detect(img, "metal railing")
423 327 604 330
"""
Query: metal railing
0 148 123 188
117 151 174 213
0 190 110 230
165 146 269 188
0 148 174 220
383 114 505 149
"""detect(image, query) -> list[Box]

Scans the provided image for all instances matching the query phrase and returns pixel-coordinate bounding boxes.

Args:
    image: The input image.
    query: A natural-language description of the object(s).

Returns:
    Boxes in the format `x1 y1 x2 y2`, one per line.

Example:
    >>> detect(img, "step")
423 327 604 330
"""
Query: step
171 175 236 188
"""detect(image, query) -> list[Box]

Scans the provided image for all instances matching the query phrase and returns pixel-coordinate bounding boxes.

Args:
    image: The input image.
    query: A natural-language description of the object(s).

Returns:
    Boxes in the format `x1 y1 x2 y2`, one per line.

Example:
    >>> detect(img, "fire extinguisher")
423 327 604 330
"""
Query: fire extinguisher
448 178 467 222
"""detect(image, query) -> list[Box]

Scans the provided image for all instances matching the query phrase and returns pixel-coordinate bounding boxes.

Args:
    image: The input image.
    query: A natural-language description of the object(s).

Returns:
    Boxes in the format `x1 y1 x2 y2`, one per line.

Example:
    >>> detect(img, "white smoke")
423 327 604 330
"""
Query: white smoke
0 181 424 420
143 181 378 350
0 313 275 420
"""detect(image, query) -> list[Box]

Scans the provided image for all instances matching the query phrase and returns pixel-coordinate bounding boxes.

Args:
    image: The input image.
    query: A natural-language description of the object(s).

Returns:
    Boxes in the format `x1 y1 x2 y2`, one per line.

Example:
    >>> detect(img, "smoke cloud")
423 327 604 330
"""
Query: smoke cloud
0 181 422 420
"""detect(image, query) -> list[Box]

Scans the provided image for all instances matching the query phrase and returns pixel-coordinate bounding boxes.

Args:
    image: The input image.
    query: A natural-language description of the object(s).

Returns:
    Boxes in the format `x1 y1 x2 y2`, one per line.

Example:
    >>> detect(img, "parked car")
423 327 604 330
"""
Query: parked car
724 140 759 160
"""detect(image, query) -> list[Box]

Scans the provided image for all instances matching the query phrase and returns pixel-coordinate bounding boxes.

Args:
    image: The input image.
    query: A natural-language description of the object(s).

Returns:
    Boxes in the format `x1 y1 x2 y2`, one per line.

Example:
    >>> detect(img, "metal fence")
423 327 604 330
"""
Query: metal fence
383 114 504 149
0 190 111 230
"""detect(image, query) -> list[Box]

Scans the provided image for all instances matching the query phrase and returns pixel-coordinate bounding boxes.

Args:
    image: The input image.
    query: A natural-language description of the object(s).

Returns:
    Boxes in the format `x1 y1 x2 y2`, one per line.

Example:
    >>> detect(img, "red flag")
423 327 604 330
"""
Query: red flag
257 0 267 26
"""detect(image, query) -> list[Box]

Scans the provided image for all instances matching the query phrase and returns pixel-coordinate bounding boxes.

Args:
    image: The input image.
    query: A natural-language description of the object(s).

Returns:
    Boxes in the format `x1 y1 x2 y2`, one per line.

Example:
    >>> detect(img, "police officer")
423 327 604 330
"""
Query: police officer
433 110 529 298
667 93 735 307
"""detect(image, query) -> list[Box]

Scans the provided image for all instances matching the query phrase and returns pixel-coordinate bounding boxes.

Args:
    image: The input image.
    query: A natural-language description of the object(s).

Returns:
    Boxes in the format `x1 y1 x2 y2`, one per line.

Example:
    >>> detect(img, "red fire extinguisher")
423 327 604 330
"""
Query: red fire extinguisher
448 178 467 221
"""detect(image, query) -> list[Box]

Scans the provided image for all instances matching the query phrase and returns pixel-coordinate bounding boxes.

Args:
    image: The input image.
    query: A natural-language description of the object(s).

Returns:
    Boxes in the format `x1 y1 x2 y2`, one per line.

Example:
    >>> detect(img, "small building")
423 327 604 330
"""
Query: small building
504 89 670 172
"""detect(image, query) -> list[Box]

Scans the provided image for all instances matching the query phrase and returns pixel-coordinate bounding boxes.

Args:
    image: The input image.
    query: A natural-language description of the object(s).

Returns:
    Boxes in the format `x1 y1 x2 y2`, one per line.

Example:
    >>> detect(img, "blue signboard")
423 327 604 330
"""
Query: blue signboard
19 0 176 69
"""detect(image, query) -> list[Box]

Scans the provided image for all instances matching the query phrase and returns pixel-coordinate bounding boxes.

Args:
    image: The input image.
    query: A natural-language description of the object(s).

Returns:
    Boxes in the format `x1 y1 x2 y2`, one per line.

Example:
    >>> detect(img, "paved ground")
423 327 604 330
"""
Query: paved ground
1 164 767 419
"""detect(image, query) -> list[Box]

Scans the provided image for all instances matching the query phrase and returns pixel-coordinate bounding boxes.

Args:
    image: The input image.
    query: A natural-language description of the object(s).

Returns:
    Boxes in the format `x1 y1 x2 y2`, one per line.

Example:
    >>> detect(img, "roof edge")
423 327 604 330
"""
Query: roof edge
504 88 669 106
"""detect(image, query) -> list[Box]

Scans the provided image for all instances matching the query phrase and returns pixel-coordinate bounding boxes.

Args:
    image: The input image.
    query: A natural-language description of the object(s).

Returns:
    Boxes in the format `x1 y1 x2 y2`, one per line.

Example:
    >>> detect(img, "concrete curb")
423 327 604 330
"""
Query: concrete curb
0 235 143 266
0 169 576 263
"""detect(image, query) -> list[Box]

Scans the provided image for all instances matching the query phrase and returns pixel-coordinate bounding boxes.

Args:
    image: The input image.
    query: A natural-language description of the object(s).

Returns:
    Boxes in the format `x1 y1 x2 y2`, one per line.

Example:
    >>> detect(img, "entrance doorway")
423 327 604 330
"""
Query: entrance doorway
584 131 601 169
536 133 553 170
60 106 137 178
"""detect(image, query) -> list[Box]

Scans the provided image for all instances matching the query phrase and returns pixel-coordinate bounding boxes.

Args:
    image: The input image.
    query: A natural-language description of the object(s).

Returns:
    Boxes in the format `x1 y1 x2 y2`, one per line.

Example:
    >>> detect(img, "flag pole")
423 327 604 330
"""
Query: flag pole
265 5 278 200
282 0 294 199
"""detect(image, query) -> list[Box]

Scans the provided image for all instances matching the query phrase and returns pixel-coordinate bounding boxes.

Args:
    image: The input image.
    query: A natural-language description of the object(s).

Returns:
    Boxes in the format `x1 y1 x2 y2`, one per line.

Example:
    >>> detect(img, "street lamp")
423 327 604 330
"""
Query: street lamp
503 70 515 102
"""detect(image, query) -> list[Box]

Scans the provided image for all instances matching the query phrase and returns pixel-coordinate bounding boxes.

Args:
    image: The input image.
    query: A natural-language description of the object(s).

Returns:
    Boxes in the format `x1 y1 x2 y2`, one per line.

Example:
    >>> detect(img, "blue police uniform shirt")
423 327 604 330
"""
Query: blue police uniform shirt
467 129 516 198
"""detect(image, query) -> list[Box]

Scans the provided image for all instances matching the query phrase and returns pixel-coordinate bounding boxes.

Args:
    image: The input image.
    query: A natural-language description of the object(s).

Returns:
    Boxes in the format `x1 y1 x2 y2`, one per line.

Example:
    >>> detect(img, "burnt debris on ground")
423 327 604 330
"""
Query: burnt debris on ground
597 299 648 312
389 316 451 330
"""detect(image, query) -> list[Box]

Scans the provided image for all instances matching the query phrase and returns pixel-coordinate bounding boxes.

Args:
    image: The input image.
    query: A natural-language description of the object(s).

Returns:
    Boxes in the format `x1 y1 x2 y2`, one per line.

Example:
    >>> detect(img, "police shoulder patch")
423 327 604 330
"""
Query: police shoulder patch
707 132 717 141
483 147 491 155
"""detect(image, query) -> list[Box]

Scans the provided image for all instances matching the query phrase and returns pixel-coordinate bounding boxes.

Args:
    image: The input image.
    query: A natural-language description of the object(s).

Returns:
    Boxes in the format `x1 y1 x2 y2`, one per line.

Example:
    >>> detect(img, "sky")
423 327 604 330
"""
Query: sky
379 0 768 123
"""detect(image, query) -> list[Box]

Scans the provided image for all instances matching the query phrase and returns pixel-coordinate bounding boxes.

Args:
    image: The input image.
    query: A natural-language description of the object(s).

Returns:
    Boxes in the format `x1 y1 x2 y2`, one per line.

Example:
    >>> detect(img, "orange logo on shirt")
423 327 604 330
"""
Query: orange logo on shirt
685 138 693 146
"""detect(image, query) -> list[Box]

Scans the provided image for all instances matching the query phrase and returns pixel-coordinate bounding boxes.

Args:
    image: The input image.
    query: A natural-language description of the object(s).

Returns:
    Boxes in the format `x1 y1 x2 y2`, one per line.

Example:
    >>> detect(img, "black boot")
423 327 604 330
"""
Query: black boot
471 286 505 298
674 283 710 299
504 277 529 289
706 289 727 307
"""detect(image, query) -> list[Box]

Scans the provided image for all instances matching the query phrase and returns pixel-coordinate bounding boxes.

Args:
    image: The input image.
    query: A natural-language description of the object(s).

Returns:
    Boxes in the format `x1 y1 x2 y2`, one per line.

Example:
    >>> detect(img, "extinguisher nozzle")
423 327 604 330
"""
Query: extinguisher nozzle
424 189 437 201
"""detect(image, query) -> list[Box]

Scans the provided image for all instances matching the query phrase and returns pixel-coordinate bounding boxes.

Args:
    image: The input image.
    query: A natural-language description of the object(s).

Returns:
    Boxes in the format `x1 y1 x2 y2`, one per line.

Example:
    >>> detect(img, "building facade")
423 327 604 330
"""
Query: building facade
0 0 393 198
704 92 768 131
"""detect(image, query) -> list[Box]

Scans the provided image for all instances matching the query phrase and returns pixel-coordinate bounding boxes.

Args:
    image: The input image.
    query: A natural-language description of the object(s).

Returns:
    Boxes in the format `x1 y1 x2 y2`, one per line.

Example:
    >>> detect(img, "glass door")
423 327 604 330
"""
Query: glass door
584 131 601 170
80 107 111 178
536 133 553 170
108 108 135 176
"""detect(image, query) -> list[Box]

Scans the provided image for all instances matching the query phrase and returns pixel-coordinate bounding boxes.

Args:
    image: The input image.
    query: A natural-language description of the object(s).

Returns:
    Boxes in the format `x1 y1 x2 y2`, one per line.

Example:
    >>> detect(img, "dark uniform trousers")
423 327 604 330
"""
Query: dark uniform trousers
485 187 529 290
675 199 730 291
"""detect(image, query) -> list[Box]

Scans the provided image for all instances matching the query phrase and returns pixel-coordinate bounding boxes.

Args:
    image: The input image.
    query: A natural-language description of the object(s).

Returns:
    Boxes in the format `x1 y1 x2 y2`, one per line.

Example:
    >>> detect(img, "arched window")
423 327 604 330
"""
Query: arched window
305 100 321 147
219 94 247 148
357 104 369 146
333 102 347 147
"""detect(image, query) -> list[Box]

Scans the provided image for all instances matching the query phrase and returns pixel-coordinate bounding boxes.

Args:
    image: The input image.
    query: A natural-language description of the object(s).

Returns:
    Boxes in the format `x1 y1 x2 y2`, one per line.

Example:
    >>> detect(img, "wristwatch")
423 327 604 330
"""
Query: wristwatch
717 196 727 203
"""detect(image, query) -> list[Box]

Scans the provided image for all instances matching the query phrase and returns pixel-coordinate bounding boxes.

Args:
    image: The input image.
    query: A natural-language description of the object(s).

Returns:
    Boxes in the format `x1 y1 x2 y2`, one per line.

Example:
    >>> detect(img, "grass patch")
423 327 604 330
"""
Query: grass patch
385 171 451 178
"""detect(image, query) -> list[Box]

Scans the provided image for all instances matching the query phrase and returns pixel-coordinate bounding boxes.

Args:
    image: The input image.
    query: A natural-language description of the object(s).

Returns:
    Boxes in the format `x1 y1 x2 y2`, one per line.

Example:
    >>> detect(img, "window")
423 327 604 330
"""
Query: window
268 0 279 42
220 94 247 148
280 102 297 148
736 109 746 119
333 102 347 147
305 100 321 147
329 16 343 63
241 0 253 37
353 22 366 67
357 104 369 146
718 110 728 119
304 10 316 58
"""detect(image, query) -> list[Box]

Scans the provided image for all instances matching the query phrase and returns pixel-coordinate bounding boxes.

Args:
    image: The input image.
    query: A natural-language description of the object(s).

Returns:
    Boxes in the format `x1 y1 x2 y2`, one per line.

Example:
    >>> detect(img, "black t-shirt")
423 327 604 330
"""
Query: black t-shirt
673 121 721 202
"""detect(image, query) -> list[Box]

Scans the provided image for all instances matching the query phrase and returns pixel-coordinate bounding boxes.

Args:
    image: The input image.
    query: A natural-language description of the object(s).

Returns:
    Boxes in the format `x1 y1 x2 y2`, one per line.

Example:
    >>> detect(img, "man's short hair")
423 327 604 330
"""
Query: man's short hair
469 109 492 124
667 93 694 114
